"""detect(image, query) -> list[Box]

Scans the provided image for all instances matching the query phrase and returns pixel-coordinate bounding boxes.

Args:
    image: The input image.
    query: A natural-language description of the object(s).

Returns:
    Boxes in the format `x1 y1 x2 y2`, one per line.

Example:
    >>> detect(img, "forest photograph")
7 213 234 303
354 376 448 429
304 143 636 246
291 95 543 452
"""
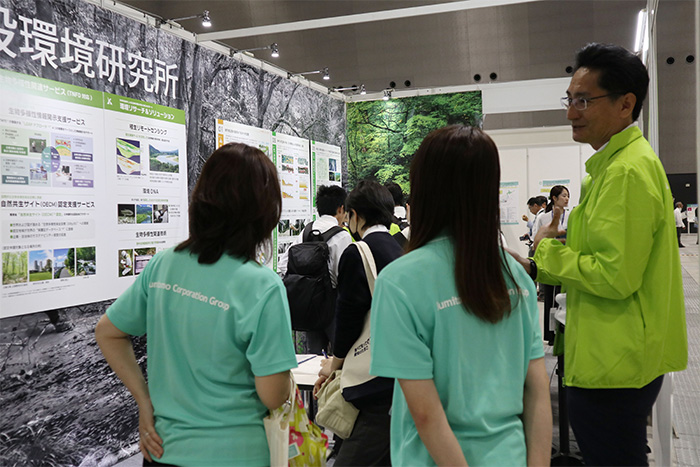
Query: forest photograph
346 92 482 193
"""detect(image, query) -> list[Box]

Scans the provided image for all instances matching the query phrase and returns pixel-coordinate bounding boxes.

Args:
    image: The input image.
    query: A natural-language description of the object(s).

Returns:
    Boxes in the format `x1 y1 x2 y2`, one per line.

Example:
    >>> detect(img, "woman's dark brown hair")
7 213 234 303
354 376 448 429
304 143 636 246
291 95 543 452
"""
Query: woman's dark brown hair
407 125 515 323
176 143 281 264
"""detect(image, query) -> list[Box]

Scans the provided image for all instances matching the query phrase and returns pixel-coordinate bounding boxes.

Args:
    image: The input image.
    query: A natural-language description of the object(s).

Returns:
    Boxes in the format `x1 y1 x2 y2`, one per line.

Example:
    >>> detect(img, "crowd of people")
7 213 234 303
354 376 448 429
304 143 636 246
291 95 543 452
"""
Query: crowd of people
96 42 687 467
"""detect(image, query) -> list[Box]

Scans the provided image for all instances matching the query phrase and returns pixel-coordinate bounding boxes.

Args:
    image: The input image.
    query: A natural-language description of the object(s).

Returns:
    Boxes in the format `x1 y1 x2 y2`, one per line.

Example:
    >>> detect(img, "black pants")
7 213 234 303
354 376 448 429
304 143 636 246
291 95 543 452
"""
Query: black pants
334 399 392 466
304 315 336 355
567 375 664 466
677 226 684 246
542 284 559 344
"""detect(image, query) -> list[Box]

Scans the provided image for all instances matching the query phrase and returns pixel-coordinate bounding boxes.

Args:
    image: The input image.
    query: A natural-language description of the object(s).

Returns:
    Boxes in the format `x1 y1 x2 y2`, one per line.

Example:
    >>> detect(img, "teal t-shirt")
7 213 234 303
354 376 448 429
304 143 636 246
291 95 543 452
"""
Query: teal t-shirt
369 236 544 466
107 248 297 466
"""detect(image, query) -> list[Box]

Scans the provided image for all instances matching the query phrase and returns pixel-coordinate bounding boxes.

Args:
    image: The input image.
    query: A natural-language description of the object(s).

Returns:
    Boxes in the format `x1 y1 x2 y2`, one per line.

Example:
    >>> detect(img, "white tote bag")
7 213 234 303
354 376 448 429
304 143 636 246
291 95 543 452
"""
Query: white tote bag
263 376 294 466
340 241 378 392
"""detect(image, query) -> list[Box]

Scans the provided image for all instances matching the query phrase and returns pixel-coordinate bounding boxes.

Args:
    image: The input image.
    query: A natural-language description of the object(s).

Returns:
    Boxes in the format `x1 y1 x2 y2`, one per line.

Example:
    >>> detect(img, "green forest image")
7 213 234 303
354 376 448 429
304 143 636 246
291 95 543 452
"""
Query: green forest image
76 246 96 275
2 251 28 284
346 92 482 192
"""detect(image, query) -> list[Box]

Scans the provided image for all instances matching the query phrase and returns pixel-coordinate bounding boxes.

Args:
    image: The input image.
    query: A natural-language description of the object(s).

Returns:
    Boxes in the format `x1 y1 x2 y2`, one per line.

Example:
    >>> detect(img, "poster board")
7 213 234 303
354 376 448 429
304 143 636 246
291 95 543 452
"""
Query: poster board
1 69 188 318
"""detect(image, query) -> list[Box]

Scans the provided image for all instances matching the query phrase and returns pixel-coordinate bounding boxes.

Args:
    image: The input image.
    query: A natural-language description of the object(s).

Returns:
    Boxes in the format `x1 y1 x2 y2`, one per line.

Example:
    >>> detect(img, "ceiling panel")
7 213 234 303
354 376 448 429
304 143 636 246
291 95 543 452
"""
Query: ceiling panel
117 1 646 91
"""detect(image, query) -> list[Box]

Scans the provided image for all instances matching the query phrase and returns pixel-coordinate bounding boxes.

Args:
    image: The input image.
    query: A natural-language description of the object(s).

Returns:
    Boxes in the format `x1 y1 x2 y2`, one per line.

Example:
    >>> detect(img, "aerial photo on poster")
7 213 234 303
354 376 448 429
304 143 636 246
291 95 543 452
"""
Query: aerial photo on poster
149 143 179 173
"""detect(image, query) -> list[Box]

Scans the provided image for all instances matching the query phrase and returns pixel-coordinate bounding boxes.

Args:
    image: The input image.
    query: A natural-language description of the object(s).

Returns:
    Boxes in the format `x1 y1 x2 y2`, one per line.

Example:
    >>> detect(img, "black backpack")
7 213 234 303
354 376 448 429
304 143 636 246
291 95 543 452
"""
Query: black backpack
283 223 344 332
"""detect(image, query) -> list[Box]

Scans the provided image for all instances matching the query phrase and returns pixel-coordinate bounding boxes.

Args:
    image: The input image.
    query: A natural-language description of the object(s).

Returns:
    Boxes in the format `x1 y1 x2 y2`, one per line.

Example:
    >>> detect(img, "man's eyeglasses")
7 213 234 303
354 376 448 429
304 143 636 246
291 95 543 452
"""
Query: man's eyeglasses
560 94 619 111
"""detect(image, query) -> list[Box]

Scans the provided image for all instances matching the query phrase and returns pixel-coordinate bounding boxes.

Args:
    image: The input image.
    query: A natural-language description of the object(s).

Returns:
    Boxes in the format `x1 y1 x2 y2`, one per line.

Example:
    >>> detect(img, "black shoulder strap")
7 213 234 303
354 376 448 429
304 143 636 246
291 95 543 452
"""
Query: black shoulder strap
301 222 315 242
320 225 344 242
393 230 407 248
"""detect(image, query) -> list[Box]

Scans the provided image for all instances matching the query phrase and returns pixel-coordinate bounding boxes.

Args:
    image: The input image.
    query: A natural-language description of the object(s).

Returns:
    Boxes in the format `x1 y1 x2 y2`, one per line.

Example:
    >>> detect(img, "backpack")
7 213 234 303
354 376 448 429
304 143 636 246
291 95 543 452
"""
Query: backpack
283 223 344 332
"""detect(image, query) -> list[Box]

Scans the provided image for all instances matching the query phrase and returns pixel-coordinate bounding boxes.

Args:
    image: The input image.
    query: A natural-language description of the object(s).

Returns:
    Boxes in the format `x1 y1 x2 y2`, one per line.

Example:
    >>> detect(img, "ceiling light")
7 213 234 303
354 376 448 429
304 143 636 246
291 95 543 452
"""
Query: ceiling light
288 67 331 81
383 89 392 101
157 10 212 29
329 84 367 95
201 10 212 27
233 43 280 58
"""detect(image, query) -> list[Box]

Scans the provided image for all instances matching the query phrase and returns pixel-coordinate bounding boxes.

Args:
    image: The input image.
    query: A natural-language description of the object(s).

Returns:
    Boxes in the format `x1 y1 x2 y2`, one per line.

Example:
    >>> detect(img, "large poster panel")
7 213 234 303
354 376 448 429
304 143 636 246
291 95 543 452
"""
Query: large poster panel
346 92 482 192
215 119 272 157
0 69 187 318
104 94 188 293
274 132 313 272
214 119 277 268
312 140 342 192
273 132 311 219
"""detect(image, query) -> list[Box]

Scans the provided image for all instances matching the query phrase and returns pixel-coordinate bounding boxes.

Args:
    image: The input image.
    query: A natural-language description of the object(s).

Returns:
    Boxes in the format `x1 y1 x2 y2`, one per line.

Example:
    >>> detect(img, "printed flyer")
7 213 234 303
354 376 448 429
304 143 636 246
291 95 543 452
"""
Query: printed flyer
0 69 187 318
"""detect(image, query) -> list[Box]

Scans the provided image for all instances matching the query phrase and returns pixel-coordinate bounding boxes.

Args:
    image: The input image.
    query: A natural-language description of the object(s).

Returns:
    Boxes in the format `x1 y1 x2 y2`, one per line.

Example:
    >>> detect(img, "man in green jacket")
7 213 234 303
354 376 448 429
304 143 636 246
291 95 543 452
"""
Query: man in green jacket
517 43 687 465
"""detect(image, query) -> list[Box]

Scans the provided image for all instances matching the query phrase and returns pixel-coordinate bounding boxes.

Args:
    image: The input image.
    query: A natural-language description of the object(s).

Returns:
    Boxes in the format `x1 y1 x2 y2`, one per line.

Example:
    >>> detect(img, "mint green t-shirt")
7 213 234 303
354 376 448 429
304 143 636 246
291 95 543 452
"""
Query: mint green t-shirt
107 248 297 466
370 236 544 466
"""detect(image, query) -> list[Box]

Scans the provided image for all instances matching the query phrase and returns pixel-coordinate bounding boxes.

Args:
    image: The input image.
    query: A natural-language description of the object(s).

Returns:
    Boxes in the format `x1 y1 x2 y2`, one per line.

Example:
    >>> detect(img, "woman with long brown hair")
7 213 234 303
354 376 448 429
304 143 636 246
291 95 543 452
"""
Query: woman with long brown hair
369 125 552 465
96 143 297 466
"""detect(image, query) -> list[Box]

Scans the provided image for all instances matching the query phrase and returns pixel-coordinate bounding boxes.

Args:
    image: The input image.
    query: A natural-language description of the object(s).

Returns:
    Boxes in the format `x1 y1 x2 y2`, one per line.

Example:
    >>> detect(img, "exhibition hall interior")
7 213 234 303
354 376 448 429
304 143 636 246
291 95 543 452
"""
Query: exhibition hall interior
0 0 698 465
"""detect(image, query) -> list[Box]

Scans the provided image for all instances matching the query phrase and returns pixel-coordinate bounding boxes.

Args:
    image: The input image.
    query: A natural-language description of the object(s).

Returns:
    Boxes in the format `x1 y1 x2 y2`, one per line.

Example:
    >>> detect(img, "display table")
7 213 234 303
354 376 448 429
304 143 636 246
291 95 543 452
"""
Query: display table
291 354 325 421
292 354 324 390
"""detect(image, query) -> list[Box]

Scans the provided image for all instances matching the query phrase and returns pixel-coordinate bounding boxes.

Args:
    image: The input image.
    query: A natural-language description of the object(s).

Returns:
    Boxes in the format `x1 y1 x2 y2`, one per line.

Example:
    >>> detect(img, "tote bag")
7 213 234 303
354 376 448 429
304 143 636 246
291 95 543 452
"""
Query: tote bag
315 369 360 439
340 241 378 392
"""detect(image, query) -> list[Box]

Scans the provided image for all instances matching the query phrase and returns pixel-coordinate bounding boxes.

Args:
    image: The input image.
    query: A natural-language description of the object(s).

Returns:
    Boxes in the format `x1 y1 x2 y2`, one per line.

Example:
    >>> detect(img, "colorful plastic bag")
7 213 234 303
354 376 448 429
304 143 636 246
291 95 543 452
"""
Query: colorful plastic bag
264 374 328 466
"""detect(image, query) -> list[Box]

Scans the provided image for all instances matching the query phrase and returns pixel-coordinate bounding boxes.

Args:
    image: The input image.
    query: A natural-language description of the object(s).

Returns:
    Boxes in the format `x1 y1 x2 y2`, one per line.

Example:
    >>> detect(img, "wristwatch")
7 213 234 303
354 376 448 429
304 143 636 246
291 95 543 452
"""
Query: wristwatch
528 259 537 281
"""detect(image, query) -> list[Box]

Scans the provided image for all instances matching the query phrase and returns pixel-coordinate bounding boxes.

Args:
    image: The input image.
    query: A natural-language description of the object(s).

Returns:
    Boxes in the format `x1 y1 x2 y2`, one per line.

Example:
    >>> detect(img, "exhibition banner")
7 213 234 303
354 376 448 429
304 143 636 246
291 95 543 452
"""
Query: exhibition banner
499 181 520 225
0 69 187 318
0 5 179 98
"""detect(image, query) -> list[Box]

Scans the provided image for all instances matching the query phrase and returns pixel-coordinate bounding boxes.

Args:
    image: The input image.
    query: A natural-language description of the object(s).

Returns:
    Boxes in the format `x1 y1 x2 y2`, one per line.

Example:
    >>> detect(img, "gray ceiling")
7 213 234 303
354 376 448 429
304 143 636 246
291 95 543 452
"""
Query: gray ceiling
117 0 697 175
119 0 647 92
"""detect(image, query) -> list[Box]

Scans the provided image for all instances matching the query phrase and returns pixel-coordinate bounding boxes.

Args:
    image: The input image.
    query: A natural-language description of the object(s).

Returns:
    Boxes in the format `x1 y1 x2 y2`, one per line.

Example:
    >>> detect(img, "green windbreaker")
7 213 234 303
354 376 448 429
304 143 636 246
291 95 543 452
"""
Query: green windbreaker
534 126 687 388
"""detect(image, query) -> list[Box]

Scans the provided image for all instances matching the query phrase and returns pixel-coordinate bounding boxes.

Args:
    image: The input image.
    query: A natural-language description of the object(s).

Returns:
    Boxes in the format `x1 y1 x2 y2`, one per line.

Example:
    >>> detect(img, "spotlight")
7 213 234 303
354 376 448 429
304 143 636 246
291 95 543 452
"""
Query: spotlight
360 84 366 95
383 89 392 101
201 10 212 27
289 67 331 82
271 43 279 58
157 10 212 29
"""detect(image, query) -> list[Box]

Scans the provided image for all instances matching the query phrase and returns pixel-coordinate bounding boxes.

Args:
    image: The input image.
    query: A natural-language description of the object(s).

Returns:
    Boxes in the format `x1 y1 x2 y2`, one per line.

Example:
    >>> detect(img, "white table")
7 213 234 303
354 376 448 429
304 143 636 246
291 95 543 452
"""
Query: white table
292 354 324 390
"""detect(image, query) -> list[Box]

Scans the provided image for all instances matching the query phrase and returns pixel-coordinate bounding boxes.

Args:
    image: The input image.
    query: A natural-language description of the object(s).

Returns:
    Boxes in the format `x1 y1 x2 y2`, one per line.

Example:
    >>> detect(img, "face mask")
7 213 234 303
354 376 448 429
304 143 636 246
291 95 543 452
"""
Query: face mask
348 211 362 241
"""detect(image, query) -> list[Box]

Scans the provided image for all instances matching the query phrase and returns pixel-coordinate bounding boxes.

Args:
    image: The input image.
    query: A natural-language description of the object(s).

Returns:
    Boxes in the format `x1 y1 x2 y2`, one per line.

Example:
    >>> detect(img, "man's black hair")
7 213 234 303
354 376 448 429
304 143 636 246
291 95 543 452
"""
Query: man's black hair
574 43 649 121
536 196 548 207
527 197 538 206
316 185 347 216
384 182 404 207
346 180 394 229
